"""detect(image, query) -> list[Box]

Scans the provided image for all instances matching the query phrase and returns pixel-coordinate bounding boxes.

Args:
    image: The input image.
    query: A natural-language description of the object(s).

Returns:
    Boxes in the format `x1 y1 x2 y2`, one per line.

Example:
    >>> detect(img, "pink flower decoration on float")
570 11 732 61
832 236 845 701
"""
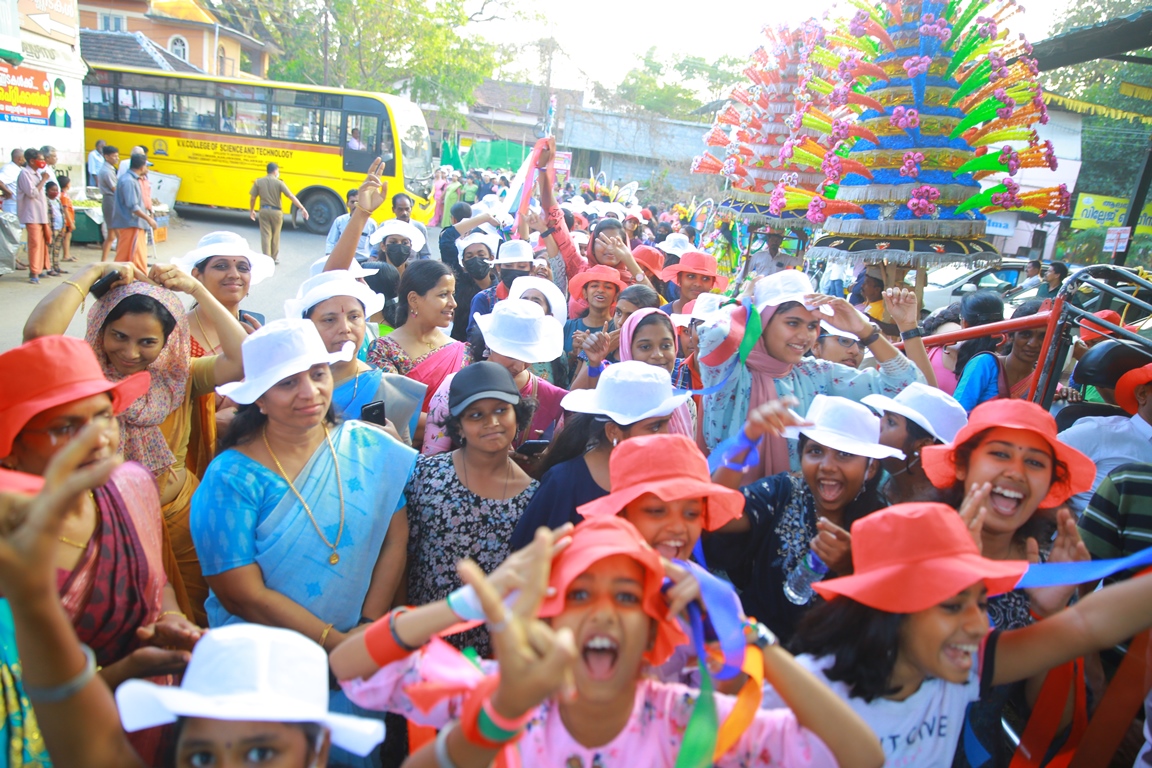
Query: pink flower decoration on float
768 181 788 216
998 145 1020 174
899 151 924 178
993 88 1014 120
831 119 851 141
849 10 869 37
903 55 932 78
807 197 828 224
1043 141 1058 170
919 14 950 40
1056 185 1071 216
821 153 843 181
778 138 797 163
976 15 998 38
907 185 940 217
830 84 850 107
990 178 1023 209
889 106 920 129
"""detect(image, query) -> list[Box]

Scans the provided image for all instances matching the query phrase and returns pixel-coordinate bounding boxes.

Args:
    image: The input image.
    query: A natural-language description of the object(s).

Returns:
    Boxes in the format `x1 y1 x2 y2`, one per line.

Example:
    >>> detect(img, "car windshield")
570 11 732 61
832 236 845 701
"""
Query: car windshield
924 265 973 288
389 98 433 199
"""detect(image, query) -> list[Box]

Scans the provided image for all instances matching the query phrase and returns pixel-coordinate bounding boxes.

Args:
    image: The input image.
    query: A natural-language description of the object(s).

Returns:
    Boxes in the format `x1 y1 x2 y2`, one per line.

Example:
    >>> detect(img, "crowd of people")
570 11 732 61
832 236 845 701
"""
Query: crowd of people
1 139 1151 768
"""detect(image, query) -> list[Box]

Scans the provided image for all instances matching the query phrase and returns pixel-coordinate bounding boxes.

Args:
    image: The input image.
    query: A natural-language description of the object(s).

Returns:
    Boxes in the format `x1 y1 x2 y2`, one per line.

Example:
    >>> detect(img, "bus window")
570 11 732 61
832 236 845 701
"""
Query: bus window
272 105 321 142
344 113 382 173
220 100 268 136
321 110 341 145
171 95 217 130
84 85 115 121
118 89 166 126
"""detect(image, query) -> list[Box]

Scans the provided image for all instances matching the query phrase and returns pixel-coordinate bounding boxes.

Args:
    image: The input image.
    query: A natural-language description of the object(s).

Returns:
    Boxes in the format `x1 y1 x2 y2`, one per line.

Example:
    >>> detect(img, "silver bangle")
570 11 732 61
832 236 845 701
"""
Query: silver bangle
435 721 462 768
25 643 96 703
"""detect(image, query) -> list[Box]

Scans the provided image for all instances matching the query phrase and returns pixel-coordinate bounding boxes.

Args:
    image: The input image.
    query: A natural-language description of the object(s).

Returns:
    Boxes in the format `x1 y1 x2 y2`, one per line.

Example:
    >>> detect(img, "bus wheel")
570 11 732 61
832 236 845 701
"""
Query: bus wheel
301 190 343 235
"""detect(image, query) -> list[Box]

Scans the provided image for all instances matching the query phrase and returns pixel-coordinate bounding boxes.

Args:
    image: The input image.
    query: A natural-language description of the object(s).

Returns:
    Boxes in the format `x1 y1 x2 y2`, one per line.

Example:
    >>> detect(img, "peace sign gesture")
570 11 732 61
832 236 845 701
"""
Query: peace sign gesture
461 527 578 719
356 158 390 214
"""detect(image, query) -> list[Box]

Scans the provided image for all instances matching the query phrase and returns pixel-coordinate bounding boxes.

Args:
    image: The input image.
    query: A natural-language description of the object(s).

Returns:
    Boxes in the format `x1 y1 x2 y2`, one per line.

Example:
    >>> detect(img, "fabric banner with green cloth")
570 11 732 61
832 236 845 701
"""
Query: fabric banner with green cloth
439 140 464 172
465 140 531 171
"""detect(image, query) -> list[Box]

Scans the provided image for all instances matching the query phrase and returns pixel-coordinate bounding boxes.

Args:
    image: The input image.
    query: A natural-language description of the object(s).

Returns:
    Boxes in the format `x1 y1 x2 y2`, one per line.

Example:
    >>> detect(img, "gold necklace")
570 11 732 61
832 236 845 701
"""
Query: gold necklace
457 450 512 500
263 425 345 565
59 492 96 549
193 308 221 354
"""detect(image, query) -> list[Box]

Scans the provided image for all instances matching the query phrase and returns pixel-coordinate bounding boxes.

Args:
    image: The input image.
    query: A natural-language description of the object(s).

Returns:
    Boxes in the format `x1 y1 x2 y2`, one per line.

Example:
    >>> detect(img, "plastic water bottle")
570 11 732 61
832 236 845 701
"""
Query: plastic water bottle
783 551 829 605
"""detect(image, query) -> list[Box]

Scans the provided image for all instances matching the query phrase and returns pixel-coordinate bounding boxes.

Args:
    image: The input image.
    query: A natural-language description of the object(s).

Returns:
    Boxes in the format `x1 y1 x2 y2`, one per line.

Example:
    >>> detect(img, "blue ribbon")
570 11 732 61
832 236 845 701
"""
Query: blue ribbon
1015 546 1152 589
673 558 748 680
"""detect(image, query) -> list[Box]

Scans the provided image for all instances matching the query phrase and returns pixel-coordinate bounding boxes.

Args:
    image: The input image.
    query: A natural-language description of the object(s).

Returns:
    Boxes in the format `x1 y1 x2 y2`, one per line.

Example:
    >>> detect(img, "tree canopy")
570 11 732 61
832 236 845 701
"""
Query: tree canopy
1043 0 1152 197
594 48 744 121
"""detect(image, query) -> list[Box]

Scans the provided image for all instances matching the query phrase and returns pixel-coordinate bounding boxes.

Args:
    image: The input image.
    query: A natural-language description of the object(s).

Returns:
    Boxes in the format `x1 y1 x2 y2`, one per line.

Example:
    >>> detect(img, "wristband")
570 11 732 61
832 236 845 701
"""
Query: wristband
859 330 881 347
435 722 462 768
363 607 421 667
460 676 506 749
720 430 763 473
900 326 924 341
482 696 533 733
587 361 604 377
25 644 96 703
447 585 523 622
541 227 556 238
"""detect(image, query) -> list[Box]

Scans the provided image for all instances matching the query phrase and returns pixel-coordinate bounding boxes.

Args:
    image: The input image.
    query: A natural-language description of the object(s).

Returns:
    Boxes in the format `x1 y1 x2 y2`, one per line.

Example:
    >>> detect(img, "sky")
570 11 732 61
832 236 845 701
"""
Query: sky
480 0 1069 98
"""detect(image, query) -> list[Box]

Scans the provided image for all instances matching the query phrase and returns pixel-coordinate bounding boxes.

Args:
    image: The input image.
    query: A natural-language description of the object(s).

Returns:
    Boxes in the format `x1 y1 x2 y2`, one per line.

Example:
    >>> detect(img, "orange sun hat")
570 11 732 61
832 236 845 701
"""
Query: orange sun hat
0 336 151 457
1116 361 1152 415
814 502 1029 613
576 434 744 531
568 264 629 299
920 399 1095 508
537 516 687 666
659 251 729 292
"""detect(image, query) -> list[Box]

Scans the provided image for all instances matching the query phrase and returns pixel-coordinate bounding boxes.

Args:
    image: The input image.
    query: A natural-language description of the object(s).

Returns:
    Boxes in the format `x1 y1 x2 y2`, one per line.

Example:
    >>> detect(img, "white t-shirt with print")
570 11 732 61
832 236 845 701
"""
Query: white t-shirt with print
762 649 986 768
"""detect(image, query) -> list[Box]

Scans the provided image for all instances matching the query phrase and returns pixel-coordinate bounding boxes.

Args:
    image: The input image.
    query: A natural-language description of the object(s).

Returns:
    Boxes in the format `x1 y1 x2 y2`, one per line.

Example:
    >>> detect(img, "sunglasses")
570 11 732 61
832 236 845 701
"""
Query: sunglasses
820 334 864 351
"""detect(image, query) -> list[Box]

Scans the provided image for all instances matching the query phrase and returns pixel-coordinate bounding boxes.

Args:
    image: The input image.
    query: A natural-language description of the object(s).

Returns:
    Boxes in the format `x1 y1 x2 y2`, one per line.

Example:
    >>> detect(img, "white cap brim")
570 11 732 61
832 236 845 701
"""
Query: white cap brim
285 275 386 320
116 681 384 757
861 394 946 444
560 388 689 426
172 248 276 288
758 292 834 317
782 424 905 461
475 312 564 364
217 342 354 404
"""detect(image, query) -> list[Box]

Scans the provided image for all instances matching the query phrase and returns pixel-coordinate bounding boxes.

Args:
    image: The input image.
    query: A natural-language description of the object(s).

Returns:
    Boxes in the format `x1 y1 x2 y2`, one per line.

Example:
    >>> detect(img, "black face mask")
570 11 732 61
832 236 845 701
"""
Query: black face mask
384 243 411 266
500 268 529 288
464 257 491 280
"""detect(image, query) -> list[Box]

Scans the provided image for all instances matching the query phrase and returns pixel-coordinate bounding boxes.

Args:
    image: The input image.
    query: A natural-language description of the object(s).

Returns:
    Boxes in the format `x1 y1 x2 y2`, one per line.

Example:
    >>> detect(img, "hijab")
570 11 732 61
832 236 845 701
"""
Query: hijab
746 304 795 477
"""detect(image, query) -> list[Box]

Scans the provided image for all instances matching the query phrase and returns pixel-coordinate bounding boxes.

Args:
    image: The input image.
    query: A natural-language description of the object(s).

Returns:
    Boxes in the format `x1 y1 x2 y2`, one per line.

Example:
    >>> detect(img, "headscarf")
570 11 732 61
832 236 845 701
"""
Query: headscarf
620 308 693 438
746 305 794 477
85 283 190 474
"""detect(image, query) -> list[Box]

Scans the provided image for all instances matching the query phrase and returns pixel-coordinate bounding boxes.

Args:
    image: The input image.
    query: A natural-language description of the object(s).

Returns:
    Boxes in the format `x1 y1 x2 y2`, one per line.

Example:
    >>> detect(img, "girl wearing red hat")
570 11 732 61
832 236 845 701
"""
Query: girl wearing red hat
919 398 1097 765
778 501 1152 768
659 251 728 317
333 519 884 768
564 265 628 382
0 335 203 765
23 262 249 625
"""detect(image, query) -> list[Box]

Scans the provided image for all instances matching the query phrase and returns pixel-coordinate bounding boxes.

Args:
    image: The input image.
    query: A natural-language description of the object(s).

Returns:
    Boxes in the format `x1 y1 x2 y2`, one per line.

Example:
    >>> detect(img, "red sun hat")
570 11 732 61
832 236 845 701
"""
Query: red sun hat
814 502 1029 613
568 264 629 299
538 516 687 666
659 251 729 292
1116 362 1152 415
1080 310 1137 345
0 468 46 494
920 399 1095 508
576 434 744 530
0 336 151 457
631 245 665 278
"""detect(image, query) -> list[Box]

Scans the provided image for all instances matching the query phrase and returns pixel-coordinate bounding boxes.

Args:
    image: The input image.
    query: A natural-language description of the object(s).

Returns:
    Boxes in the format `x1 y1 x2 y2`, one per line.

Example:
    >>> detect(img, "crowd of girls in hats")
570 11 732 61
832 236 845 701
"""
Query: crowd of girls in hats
4 142 1152 768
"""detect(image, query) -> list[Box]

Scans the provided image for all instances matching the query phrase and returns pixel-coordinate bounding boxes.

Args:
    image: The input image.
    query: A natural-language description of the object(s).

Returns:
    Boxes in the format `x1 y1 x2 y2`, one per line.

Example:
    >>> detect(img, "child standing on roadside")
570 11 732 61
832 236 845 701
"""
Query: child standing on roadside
44 181 66 276
57 175 76 263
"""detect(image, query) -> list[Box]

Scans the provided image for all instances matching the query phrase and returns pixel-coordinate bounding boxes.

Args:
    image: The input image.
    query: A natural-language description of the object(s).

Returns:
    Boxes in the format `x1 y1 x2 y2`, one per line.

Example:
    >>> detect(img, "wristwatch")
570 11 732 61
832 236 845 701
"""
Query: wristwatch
900 326 924 341
744 620 778 650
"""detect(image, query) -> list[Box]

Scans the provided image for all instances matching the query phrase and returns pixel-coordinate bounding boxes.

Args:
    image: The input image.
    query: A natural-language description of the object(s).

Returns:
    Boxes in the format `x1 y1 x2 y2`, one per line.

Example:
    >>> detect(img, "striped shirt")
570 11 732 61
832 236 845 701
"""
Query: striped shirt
1078 462 1152 584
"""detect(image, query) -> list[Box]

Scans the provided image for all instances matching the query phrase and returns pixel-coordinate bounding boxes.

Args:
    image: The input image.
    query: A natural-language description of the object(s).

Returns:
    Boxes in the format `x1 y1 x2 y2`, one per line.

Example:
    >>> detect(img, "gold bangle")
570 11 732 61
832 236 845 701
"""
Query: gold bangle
63 280 86 303
319 622 335 648
157 610 185 620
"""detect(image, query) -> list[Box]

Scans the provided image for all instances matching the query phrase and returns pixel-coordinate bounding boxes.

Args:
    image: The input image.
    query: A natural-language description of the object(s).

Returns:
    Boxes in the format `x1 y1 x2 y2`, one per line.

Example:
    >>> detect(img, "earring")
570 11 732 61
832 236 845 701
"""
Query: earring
411 309 418 317
612 438 619 447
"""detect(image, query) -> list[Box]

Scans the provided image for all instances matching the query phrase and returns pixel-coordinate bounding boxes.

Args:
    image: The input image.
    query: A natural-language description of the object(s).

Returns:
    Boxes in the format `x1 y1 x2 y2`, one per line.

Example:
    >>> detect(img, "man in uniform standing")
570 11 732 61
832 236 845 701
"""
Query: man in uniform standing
249 162 308 264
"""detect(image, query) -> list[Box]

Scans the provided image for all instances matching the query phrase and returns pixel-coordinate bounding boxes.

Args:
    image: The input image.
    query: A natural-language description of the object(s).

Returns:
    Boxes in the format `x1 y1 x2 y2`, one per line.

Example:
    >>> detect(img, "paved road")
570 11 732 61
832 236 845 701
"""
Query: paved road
0 207 439 352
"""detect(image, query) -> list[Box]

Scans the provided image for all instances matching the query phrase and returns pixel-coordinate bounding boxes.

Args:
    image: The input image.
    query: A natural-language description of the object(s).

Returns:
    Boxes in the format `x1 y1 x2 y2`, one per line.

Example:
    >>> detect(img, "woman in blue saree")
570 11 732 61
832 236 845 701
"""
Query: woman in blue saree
286 270 426 445
190 319 417 768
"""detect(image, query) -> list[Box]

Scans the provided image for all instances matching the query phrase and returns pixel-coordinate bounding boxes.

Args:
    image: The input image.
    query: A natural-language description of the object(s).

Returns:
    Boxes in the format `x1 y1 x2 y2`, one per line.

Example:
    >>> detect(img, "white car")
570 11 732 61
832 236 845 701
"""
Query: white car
907 259 1031 314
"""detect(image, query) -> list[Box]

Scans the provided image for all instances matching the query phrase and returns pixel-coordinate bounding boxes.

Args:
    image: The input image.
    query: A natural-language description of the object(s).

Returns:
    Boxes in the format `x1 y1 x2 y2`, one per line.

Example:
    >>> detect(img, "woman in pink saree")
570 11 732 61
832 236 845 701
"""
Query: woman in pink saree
430 167 448 226
367 260 471 419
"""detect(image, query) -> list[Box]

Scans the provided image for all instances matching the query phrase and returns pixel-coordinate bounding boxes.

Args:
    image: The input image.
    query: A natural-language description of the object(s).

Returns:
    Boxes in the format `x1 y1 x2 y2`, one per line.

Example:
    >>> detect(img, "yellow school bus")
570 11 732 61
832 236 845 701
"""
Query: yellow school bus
82 65 435 232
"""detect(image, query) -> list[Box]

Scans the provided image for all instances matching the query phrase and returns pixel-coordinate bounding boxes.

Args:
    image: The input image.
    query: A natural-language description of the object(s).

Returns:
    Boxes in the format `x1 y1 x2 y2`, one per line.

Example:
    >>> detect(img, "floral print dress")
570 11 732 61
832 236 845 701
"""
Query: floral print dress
404 453 538 657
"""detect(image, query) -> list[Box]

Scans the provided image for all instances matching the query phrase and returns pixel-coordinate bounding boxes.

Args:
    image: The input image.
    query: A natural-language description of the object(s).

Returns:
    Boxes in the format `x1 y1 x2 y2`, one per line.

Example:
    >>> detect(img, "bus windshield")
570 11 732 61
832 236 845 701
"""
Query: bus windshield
390 98 433 199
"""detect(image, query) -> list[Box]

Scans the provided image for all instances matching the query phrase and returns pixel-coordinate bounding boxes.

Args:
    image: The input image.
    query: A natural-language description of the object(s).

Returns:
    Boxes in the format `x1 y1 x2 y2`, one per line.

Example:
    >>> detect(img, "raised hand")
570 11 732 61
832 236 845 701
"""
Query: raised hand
148 264 200 295
805 294 873 337
882 287 920 332
742 396 811 441
356 158 389 213
812 518 853 576
1025 508 1090 618
581 331 612 368
661 559 702 621
957 482 992 552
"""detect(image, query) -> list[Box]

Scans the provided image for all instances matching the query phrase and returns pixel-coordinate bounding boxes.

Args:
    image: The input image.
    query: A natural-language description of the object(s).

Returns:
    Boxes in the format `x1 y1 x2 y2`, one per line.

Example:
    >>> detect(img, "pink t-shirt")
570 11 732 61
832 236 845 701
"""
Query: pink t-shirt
422 371 567 455
343 645 837 767
928 345 958 396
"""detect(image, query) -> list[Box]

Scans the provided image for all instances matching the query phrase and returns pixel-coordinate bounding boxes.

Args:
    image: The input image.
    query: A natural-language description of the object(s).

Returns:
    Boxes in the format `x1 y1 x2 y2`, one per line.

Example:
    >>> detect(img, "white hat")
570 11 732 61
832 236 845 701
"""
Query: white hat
285 270 386 320
671 292 726 328
561 361 689 426
456 231 499 263
508 275 567 322
368 218 426 253
310 256 379 278
862 382 968 444
753 270 834 317
116 624 383 757
491 239 534 265
172 231 275 287
475 299 564 364
217 319 354 404
657 233 693 257
478 210 513 237
601 203 626 220
561 199 587 215
819 320 858 341
782 394 905 460
570 231 590 247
